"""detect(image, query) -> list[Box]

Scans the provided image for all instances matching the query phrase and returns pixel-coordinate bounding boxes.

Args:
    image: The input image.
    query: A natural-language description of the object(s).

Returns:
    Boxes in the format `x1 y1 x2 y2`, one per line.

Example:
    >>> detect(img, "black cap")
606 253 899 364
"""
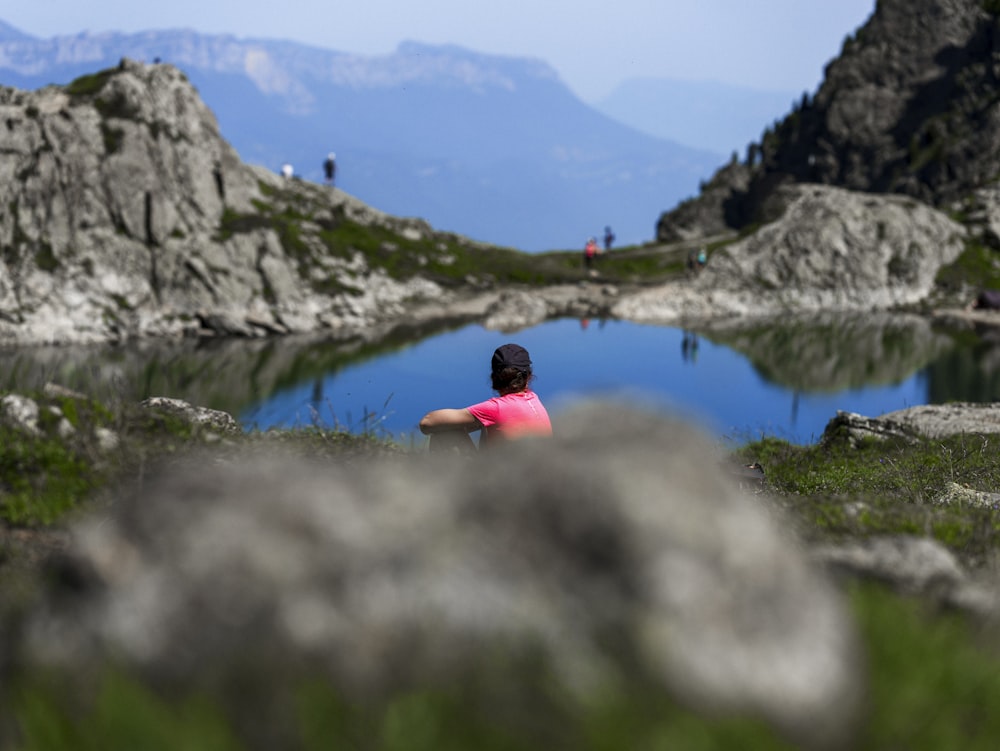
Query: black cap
492 343 531 374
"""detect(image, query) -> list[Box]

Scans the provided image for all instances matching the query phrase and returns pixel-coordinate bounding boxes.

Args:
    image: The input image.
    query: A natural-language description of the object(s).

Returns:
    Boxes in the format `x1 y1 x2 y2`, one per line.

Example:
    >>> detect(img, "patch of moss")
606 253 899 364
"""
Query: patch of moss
215 207 277 242
34 243 59 272
101 123 125 155
65 69 115 98
935 240 1000 293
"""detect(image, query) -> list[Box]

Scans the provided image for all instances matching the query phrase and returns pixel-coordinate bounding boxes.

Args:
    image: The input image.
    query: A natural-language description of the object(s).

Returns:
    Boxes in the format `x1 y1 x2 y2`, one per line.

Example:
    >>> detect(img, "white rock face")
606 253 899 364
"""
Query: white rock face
616 184 967 324
0 59 445 346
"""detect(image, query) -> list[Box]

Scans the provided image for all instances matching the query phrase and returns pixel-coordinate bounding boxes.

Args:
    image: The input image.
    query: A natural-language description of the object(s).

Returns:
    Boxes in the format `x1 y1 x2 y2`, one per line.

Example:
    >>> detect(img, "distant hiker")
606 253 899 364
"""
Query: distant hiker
280 163 294 180
687 250 697 275
697 248 707 269
323 152 336 185
603 226 615 252
583 237 599 272
419 343 552 453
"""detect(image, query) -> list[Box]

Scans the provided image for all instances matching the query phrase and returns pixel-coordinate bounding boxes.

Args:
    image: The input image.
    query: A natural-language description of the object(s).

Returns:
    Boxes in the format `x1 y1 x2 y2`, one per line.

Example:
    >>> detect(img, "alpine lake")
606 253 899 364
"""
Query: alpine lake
2 310 997 448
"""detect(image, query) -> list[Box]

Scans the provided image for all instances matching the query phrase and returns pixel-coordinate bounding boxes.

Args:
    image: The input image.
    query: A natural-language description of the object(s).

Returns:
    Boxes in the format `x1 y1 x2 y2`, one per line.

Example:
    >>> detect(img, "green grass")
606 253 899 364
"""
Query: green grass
0 390 215 525
0 391 118 525
0 426 98 525
850 580 1000 750
215 182 686 293
8 664 794 751
12 670 242 751
7 581 1000 751
734 431 1000 569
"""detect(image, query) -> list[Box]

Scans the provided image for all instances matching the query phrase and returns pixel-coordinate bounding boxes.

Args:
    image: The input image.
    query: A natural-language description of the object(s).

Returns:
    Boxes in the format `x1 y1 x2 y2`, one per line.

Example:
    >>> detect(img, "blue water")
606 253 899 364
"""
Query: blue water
241 318 932 447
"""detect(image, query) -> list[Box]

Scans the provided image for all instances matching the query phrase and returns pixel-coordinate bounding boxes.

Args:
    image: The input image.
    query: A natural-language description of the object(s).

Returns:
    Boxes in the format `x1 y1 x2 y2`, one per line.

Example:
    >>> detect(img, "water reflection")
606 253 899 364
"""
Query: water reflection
681 331 699 363
695 311 955 392
926 323 1000 403
0 312 996 444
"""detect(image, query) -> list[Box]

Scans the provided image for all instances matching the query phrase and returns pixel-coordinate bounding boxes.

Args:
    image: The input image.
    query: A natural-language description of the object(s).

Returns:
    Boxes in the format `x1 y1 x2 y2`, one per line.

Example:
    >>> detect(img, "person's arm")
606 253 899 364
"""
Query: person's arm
419 408 481 434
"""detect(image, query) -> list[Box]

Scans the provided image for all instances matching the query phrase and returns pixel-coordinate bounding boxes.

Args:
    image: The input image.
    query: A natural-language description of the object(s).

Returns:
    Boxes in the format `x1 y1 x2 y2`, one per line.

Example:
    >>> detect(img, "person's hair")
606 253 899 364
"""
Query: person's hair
491 365 532 395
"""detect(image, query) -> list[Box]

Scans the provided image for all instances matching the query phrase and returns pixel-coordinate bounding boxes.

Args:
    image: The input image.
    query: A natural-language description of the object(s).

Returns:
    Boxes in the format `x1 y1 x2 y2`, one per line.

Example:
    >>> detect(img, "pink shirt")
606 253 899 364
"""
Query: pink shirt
467 390 552 443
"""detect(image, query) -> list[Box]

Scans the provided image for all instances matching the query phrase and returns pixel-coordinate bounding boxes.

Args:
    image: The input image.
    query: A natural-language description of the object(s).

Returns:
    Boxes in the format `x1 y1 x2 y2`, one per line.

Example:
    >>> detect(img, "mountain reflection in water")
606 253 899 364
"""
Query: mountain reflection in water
2 313 999 446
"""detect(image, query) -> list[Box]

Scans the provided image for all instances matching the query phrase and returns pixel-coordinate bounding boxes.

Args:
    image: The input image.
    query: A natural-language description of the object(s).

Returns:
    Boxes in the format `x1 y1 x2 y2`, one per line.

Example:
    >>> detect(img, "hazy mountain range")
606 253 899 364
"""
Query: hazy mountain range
0 20 798 251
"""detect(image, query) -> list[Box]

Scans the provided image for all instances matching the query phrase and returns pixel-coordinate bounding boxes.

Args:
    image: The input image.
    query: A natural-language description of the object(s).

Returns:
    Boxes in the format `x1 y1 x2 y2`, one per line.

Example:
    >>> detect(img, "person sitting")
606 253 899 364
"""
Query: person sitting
419 343 552 452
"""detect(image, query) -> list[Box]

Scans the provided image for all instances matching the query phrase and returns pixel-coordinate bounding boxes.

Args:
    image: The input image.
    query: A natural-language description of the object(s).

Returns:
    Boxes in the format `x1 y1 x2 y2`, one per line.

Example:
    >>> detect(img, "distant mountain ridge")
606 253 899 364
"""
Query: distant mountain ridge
0 23 721 251
0 20 31 42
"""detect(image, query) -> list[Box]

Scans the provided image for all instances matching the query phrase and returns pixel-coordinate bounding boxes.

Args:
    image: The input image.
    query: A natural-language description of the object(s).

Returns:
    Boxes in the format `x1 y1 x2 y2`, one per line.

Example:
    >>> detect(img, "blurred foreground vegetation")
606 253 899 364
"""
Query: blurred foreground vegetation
1 388 1000 749
7 580 1000 751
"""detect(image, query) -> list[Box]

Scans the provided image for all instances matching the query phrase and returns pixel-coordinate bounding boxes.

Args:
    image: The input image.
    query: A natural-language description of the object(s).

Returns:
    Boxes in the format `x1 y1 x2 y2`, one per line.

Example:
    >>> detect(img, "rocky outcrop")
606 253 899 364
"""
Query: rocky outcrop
656 0 1000 241
0 59 458 345
822 401 1000 445
618 184 966 324
812 535 1000 616
139 396 241 434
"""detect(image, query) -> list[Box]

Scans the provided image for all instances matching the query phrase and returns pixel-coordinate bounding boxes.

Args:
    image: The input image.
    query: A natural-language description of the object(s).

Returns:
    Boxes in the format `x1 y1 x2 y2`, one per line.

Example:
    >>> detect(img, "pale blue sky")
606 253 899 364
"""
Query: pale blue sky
3 1 876 100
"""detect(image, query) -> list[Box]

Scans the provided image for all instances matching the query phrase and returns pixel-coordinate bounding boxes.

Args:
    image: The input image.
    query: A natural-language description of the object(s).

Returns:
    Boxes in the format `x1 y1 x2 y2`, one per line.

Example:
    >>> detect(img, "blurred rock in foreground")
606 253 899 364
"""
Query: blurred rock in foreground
18 402 863 747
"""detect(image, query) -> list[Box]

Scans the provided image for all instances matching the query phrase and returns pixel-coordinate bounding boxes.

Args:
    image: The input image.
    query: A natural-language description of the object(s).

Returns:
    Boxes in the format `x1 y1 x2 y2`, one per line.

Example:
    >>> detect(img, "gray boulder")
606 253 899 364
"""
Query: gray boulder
140 396 241 434
616 184 965 324
813 536 1000 617
20 402 862 747
823 402 1000 446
